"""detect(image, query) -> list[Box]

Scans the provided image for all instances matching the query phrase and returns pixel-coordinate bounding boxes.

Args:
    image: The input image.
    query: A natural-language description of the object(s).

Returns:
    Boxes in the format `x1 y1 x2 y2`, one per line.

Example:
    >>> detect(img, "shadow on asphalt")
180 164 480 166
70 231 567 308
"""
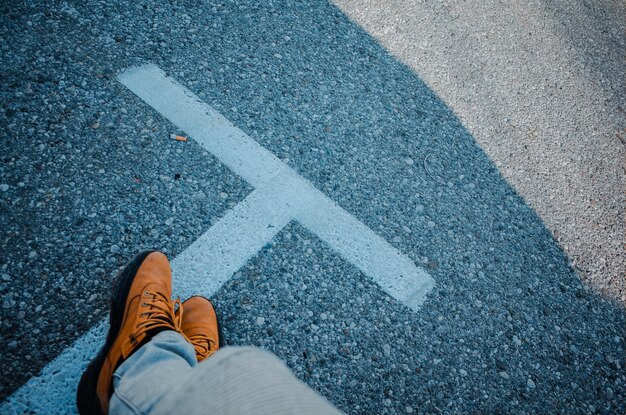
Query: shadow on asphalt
0 0 623 412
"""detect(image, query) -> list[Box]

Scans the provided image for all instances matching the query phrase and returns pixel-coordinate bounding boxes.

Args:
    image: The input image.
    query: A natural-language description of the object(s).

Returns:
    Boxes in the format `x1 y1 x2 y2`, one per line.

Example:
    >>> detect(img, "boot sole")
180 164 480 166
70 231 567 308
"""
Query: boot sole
76 250 157 414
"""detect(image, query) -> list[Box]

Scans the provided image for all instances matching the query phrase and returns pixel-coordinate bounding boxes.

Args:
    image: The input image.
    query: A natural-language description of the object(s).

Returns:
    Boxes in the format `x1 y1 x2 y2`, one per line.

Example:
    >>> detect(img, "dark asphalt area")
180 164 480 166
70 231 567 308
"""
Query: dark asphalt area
1 1 624 414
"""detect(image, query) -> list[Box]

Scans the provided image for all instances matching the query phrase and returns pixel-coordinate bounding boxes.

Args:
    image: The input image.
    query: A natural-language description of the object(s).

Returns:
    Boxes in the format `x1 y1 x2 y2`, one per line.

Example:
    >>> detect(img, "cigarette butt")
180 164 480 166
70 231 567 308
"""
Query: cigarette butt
170 134 188 142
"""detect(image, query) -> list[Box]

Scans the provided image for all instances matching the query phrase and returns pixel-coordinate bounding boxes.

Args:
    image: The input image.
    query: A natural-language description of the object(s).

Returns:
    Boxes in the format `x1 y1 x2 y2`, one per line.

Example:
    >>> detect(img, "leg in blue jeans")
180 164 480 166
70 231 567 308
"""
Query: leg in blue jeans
109 331 342 415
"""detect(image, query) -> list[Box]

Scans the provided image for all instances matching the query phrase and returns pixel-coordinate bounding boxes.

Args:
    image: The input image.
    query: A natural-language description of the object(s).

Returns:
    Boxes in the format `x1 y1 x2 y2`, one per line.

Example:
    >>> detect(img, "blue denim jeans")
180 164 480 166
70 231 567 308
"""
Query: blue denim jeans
109 331 341 414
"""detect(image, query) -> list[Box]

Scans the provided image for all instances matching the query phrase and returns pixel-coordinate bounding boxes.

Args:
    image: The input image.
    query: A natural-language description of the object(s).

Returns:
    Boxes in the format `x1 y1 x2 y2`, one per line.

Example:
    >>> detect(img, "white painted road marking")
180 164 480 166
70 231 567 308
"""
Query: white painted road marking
1 64 434 413
173 184 292 298
120 64 435 309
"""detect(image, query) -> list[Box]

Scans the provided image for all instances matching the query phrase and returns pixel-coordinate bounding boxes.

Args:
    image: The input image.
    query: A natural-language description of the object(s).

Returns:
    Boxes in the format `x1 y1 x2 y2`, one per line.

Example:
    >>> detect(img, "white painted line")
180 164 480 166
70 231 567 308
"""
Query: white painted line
173 185 292 299
119 63 435 309
296 187 434 309
2 63 435 413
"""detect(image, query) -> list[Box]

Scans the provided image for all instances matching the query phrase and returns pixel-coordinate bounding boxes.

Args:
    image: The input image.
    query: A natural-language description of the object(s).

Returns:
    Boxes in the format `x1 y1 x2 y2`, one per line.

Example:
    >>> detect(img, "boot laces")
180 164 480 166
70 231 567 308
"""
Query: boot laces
189 332 217 360
129 290 185 343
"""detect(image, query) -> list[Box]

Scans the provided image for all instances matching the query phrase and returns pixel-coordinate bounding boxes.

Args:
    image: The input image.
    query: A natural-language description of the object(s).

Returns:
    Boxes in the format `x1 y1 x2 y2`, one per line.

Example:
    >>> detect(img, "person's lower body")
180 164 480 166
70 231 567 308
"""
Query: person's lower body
109 331 341 414
76 250 341 414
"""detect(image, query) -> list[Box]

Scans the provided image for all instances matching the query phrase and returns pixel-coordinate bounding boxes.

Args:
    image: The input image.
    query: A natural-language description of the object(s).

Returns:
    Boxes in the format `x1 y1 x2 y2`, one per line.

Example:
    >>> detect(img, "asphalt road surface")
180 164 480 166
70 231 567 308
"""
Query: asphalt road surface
1 0 624 414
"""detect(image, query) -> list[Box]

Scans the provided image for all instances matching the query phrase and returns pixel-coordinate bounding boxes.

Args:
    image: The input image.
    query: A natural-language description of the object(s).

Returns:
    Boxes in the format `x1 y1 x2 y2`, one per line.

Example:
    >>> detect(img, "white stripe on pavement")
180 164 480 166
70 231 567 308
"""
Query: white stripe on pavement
173 185 293 299
1 63 434 414
119 63 435 311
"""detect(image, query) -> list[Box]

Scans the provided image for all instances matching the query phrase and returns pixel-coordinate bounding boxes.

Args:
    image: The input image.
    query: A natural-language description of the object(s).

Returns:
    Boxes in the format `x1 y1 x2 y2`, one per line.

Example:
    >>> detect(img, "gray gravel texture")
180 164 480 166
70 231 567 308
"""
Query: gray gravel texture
333 0 626 303
1 0 625 414
0 0 251 399
218 223 625 414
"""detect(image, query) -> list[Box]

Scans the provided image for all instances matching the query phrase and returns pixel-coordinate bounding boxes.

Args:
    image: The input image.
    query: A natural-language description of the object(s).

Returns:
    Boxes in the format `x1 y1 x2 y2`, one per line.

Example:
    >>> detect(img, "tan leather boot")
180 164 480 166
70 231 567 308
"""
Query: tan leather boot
77 251 185 414
180 296 223 362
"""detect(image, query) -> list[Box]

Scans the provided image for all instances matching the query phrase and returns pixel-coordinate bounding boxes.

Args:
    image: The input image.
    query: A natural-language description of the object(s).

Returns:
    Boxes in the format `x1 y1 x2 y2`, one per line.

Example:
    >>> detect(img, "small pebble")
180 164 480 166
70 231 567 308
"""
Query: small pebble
383 344 391 356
